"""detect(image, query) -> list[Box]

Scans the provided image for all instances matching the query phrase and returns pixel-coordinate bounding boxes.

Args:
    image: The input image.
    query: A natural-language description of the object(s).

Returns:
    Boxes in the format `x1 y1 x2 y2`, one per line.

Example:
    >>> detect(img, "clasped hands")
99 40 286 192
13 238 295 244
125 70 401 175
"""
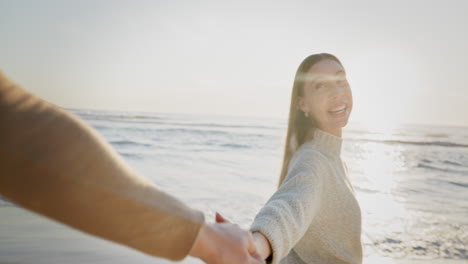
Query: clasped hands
189 213 271 264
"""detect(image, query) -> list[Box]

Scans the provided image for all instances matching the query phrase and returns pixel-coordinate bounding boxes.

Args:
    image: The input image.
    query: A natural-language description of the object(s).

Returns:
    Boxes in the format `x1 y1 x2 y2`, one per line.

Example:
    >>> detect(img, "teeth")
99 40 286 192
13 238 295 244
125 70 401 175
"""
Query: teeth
330 104 346 112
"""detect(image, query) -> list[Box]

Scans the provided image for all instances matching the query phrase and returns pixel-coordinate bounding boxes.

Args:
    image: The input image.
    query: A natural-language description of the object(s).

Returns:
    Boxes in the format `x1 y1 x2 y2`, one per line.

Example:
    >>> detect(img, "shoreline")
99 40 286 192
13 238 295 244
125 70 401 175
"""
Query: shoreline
0 206 465 264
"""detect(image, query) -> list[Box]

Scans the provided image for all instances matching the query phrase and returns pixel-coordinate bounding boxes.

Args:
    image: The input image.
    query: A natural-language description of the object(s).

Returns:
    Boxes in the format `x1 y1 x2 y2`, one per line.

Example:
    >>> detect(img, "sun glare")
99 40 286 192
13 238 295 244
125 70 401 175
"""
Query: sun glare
357 142 407 194
357 119 402 137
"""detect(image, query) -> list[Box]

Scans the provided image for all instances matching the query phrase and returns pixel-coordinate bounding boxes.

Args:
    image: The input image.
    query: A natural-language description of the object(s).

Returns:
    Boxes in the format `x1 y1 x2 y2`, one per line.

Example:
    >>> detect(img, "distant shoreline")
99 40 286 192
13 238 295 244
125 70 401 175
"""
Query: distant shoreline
64 107 468 129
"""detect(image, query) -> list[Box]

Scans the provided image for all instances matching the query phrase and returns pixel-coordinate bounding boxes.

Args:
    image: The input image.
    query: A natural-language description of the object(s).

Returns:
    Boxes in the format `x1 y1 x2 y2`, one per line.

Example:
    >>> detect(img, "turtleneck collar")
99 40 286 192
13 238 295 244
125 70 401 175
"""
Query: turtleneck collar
305 128 342 156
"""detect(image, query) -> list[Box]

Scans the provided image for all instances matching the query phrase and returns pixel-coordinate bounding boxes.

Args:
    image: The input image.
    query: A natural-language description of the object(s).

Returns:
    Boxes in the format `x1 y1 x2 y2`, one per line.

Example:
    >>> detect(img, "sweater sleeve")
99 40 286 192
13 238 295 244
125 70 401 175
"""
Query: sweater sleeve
250 149 325 264
0 72 204 260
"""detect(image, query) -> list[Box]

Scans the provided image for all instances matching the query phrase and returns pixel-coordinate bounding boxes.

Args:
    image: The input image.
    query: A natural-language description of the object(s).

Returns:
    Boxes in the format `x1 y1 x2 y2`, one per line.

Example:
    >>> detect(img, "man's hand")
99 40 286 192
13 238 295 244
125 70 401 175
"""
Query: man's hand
189 213 264 264
218 213 271 261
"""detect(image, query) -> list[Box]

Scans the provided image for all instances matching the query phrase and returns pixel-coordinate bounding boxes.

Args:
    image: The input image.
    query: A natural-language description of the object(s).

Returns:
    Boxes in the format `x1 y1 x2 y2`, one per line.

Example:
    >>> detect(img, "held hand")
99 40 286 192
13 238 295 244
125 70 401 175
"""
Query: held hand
189 213 264 264
252 231 272 261
216 212 271 261
215 213 266 263
215 212 228 223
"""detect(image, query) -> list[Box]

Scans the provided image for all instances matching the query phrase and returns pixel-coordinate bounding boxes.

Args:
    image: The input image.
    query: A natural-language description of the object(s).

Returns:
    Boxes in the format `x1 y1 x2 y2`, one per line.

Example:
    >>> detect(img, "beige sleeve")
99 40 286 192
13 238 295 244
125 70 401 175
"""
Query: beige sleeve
0 72 204 260
250 150 325 264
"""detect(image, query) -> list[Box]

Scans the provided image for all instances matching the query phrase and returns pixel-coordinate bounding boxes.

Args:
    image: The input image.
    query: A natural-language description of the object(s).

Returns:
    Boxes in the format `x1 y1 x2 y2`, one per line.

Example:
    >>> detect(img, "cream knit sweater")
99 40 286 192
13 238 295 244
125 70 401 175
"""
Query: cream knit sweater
251 129 363 264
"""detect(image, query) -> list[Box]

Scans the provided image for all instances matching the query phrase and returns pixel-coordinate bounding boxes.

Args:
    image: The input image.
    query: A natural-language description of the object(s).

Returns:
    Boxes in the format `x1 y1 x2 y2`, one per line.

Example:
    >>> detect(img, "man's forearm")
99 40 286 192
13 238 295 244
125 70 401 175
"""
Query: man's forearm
0 72 204 260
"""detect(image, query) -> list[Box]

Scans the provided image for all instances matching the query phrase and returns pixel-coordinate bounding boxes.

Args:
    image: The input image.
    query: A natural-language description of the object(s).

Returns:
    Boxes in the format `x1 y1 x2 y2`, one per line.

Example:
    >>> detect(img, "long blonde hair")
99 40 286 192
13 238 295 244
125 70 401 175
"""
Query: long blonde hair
278 53 344 187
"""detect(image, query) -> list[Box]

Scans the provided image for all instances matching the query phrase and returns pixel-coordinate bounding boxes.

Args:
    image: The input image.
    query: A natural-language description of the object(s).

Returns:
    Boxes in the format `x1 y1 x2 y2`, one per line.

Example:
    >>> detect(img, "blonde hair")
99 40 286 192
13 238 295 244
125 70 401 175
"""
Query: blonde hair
278 53 343 187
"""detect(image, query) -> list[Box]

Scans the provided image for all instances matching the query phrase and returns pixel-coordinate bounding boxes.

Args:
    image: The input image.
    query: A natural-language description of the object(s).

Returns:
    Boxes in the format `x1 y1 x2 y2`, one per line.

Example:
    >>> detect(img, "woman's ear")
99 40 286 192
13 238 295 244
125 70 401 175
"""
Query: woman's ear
297 96 308 113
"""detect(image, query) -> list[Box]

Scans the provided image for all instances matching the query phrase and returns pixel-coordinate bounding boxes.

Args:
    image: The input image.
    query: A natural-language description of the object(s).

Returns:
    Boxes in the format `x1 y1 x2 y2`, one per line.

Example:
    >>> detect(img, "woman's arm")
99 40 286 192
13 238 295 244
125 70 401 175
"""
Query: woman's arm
250 150 325 264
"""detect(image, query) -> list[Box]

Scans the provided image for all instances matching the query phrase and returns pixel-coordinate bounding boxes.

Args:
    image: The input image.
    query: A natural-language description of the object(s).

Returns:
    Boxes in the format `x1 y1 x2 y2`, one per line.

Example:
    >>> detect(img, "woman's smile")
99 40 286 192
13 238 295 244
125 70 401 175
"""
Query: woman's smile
328 102 348 118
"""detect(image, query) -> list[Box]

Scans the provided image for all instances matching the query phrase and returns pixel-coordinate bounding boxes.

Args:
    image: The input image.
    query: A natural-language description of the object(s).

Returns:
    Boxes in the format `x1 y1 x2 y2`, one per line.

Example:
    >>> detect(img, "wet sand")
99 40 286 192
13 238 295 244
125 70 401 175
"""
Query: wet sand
0 206 464 264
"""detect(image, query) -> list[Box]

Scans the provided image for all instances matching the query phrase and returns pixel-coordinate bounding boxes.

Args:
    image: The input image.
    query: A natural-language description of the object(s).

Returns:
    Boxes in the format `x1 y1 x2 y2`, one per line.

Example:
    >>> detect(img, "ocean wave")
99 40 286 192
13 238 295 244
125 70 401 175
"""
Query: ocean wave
364 221 468 260
118 152 145 160
220 143 251 149
75 112 161 122
367 236 468 259
448 181 468 189
443 160 466 167
424 133 450 138
353 186 380 194
419 158 468 167
116 127 267 139
390 140 468 148
352 138 468 148
74 110 281 130
158 128 230 135
155 121 280 130
110 140 153 147
417 164 468 175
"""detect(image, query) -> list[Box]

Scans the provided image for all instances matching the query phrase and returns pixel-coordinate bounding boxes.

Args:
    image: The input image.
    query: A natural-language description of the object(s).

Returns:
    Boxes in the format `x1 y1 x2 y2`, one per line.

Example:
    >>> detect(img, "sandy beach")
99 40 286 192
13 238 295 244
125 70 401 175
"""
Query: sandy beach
0 206 464 264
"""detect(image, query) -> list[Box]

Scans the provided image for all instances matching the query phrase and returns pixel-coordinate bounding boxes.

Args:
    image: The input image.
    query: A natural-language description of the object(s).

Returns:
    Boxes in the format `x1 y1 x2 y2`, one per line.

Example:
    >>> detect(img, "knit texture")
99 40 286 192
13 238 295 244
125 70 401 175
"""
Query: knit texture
251 129 363 264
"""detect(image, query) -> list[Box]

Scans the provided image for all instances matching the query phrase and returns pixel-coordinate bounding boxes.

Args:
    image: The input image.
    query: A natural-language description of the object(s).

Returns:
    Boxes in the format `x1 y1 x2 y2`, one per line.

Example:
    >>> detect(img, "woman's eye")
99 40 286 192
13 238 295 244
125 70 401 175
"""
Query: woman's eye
337 79 348 86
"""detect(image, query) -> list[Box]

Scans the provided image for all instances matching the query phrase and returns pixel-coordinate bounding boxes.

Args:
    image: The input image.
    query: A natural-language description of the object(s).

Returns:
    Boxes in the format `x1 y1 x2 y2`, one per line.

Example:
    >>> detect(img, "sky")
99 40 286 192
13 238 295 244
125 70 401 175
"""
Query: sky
1 0 467 127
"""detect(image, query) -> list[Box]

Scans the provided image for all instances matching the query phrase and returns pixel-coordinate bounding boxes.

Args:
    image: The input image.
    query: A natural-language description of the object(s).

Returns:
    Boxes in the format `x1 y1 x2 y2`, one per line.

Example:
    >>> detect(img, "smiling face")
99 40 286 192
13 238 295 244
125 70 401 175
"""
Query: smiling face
298 59 353 137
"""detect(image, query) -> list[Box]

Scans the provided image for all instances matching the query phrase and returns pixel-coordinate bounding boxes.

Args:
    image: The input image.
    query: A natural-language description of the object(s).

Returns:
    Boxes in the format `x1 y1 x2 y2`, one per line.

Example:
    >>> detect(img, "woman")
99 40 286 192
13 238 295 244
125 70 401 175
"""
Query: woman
250 53 363 264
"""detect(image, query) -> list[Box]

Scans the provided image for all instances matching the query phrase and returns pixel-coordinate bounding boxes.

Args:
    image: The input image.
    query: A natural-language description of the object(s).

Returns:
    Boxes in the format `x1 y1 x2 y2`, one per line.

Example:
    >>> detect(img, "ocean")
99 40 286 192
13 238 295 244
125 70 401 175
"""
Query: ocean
1 109 467 263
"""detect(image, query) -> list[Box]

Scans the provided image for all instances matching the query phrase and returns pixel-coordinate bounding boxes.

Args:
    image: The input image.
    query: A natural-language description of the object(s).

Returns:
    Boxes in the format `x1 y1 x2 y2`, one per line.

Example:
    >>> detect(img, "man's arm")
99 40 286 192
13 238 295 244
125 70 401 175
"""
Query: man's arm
0 71 205 260
0 71 264 264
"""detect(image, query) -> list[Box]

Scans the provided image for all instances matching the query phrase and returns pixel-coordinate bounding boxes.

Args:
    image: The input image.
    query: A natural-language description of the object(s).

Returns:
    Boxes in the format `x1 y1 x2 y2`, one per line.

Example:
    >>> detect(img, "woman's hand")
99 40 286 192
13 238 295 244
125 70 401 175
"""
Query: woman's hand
216 212 271 261
189 222 263 264
189 212 264 264
252 231 272 261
